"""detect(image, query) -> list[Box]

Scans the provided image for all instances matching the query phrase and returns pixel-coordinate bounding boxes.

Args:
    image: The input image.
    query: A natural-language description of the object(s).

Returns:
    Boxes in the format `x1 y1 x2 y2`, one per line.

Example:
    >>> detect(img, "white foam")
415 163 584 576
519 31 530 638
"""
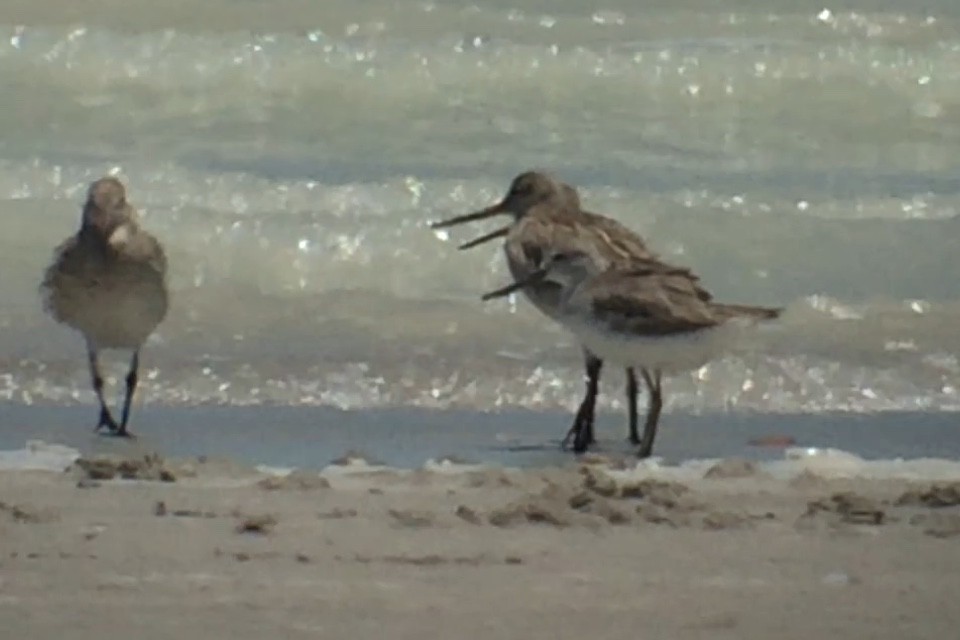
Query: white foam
321 457 393 477
771 447 960 481
254 464 296 476
422 457 488 474
604 447 960 483
0 440 81 472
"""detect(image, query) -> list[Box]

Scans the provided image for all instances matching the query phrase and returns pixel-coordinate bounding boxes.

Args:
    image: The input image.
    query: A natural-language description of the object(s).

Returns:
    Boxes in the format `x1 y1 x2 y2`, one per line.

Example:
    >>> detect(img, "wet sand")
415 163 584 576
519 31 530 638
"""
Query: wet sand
2 452 960 639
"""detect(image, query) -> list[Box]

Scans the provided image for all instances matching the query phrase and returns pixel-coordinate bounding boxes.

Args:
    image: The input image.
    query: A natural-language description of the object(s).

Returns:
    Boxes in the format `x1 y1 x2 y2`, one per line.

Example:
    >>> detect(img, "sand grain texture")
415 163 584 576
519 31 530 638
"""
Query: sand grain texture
0 460 959 639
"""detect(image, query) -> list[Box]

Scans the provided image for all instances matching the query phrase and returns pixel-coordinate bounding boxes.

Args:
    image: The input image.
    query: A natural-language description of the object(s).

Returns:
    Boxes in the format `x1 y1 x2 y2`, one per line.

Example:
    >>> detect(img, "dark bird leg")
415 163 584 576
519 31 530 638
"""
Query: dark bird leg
578 355 604 448
116 350 140 437
87 344 119 434
636 369 663 459
563 351 603 453
626 367 640 445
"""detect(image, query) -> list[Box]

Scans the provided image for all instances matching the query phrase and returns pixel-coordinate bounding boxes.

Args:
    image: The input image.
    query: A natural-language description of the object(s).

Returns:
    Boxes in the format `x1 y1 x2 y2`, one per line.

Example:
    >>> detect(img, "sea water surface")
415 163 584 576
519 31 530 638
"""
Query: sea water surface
0 0 958 466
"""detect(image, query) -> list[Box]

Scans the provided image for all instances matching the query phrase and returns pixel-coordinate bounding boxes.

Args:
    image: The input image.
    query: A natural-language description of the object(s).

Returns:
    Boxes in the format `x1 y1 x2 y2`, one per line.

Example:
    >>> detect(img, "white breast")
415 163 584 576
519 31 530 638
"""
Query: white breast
562 315 750 375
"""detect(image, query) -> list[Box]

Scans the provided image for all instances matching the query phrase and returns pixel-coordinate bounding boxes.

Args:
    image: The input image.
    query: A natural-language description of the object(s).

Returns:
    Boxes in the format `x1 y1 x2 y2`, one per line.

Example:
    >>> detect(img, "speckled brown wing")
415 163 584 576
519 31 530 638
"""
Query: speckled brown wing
581 268 721 337
711 302 782 322
577 211 656 263
572 211 713 303
40 228 169 347
505 208 640 271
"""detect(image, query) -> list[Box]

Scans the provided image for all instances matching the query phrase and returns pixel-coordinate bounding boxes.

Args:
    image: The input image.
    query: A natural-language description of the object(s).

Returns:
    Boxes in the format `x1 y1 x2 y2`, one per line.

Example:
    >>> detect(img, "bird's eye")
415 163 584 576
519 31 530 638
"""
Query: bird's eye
511 181 531 195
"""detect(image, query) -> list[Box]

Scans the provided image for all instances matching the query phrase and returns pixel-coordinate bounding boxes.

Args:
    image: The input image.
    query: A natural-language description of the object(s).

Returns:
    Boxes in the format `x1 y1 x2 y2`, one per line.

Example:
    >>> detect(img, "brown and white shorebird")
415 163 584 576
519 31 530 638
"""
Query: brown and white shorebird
431 171 702 452
40 177 169 437
482 249 781 457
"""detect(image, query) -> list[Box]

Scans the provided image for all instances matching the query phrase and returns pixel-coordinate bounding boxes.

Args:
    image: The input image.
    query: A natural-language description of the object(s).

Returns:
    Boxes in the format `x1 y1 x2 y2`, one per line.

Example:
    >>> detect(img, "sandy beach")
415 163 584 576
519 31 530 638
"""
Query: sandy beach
1 449 959 639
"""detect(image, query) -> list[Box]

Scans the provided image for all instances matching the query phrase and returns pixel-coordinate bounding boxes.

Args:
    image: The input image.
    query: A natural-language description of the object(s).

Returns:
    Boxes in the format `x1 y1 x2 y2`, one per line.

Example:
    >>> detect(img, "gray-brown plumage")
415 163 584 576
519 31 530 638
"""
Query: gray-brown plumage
432 171 689 453
482 250 782 457
40 177 168 437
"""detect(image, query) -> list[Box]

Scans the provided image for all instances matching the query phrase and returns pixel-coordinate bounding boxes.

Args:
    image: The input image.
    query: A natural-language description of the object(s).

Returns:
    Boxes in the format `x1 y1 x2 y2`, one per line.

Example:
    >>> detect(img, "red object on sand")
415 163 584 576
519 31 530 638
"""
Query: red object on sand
747 435 797 448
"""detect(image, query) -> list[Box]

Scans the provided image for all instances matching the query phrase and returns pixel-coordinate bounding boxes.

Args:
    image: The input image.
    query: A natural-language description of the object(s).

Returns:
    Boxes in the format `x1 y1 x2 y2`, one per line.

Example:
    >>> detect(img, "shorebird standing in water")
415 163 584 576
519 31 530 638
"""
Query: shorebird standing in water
431 171 702 452
40 177 169 437
483 249 781 457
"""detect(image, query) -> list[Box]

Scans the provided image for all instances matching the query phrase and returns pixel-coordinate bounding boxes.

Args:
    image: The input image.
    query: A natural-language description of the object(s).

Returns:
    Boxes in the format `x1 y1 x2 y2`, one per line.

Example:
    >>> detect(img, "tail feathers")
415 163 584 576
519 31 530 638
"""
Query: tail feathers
714 303 782 321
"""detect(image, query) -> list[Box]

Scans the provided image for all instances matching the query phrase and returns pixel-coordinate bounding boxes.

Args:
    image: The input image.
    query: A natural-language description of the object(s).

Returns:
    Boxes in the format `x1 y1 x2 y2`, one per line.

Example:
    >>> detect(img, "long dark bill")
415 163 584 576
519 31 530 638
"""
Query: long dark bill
429 201 507 229
458 225 509 250
480 268 548 301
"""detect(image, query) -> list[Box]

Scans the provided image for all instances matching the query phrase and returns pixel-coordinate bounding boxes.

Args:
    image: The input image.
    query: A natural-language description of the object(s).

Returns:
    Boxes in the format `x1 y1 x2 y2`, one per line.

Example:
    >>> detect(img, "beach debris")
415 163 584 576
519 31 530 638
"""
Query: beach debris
581 469 618 497
704 458 767 479
563 490 632 524
701 510 754 531
72 453 175 482
565 474 705 522
463 469 515 488
568 491 593 510
257 470 331 491
635 503 692 528
620 479 694 508
896 482 960 508
488 498 571 528
234 513 277 535
805 492 885 525
587 499 632 525
154 501 216 518
454 505 483 525
348 553 494 567
0 501 57 524
317 507 358 519
213 547 281 562
747 435 797 448
388 508 437 528
344 553 527 567
381 554 447 566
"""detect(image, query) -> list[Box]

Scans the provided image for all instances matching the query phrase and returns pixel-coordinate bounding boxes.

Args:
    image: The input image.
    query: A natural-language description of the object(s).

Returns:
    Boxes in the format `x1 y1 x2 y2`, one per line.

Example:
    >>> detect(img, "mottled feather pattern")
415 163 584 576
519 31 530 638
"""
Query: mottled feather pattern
41 220 168 349
38 176 171 436
584 269 779 337
508 209 714 307
435 170 783 457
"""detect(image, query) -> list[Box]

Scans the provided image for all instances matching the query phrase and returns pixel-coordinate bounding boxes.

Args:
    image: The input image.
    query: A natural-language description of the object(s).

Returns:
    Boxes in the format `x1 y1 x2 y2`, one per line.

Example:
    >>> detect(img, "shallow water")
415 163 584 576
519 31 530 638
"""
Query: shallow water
1 405 960 474
1 1 959 438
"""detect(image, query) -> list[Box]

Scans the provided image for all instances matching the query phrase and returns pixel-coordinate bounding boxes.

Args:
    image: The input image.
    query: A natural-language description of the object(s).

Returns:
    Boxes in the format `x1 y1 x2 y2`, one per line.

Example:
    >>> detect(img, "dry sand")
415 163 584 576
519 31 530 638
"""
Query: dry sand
1 452 959 639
